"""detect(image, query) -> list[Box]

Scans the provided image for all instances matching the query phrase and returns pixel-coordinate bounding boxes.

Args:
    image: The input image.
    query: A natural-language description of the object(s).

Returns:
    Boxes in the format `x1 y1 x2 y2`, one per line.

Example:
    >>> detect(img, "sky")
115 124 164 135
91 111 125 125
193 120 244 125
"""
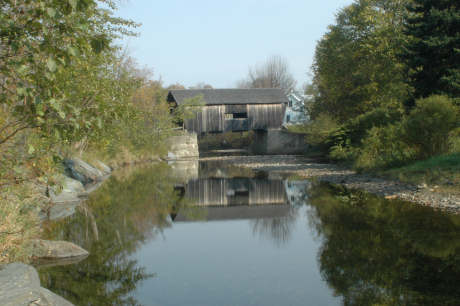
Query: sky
115 0 354 89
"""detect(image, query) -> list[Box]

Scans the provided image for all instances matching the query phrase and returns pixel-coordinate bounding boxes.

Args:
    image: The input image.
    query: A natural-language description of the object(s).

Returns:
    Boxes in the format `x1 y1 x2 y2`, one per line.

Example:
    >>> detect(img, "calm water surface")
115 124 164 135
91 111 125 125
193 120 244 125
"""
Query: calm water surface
38 159 460 306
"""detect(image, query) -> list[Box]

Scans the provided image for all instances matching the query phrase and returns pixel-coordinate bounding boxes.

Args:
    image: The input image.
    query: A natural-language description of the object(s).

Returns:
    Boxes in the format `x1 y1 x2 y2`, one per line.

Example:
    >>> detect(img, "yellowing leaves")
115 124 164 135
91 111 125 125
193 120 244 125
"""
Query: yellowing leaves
46 57 57 72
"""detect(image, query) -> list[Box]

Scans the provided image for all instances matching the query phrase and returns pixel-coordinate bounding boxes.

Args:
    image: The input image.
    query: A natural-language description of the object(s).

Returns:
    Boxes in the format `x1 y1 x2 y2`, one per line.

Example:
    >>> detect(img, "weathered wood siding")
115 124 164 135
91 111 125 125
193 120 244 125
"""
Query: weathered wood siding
184 104 286 133
185 178 287 206
248 104 285 130
184 105 225 134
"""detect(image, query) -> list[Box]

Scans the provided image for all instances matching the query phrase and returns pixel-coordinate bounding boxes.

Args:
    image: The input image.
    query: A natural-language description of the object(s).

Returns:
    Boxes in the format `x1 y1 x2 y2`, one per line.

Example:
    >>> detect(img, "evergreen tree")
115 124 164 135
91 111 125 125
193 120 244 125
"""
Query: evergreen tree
402 0 460 101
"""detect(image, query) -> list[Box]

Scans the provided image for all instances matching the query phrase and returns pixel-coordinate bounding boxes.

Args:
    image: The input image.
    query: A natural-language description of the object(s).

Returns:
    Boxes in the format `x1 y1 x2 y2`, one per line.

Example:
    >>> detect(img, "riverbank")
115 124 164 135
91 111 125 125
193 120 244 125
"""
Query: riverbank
0 154 166 305
201 155 460 214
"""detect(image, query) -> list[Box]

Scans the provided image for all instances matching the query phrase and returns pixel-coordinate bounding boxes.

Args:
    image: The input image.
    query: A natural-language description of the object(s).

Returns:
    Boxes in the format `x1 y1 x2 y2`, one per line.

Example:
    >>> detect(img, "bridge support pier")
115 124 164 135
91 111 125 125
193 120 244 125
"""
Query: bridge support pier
251 129 308 155
166 132 199 160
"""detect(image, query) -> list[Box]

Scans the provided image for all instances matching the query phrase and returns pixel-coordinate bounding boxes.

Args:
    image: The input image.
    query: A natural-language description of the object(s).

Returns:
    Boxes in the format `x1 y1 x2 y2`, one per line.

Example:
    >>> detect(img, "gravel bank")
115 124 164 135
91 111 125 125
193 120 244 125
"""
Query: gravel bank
201 155 460 214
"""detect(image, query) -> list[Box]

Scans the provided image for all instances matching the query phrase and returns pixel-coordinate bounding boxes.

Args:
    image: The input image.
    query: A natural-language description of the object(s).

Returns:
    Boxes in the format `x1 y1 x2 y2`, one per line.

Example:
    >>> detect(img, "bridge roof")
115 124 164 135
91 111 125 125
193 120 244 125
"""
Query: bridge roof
168 88 288 106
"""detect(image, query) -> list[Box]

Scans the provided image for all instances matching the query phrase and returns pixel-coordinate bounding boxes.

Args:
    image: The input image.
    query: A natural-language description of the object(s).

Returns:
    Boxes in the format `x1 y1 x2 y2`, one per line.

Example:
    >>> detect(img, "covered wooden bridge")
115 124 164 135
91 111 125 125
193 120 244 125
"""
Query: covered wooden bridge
167 88 288 134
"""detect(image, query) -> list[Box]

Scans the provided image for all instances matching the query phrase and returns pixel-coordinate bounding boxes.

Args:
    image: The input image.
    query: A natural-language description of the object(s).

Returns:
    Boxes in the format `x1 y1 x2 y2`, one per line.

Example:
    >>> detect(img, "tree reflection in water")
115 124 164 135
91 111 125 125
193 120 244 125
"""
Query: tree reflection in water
250 207 298 247
249 179 310 247
306 183 460 306
38 161 460 305
38 163 185 306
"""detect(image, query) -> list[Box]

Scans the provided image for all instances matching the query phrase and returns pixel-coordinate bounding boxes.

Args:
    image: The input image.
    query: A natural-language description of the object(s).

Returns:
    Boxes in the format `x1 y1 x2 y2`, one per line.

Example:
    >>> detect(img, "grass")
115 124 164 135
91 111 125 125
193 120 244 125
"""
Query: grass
380 153 460 194
286 124 308 134
0 183 43 263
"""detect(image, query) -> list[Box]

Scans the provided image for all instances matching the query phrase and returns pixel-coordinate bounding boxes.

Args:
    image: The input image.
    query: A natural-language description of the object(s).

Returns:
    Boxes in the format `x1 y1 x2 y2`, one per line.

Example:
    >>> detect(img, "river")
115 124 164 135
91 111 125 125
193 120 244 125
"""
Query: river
38 158 460 305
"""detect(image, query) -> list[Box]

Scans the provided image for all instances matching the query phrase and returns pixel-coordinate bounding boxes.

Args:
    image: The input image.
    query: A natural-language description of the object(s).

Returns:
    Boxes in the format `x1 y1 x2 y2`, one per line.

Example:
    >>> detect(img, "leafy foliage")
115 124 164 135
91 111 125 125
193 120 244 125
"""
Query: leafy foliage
310 0 410 122
306 0 460 176
0 0 139 147
403 95 459 158
0 1 176 263
355 123 415 170
302 114 340 146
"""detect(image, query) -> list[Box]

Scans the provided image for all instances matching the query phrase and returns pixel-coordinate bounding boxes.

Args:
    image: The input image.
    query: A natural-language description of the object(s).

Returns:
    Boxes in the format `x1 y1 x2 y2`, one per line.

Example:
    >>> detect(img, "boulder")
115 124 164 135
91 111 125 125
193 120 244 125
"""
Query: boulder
63 158 104 185
94 160 112 175
0 263 73 305
40 201 81 221
39 287 75 306
29 239 89 261
50 175 85 204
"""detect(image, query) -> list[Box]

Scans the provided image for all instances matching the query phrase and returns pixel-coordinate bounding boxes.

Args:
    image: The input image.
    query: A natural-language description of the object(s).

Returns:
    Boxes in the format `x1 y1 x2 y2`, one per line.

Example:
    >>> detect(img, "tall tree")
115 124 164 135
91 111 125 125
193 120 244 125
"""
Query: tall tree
237 55 296 93
401 0 460 101
0 0 138 147
310 0 410 122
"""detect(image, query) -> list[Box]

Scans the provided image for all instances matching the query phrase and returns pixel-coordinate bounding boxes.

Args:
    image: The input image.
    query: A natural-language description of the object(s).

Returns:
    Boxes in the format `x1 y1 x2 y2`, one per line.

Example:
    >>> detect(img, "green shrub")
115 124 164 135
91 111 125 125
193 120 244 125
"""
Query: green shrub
403 95 458 159
304 113 340 145
355 124 416 171
300 113 341 157
327 107 403 163
329 142 358 162
448 128 460 153
343 107 403 147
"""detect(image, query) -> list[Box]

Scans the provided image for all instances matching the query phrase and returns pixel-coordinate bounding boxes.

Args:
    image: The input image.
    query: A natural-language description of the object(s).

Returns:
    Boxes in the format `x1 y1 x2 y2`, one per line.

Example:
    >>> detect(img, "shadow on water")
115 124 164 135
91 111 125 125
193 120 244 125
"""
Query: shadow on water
38 159 460 305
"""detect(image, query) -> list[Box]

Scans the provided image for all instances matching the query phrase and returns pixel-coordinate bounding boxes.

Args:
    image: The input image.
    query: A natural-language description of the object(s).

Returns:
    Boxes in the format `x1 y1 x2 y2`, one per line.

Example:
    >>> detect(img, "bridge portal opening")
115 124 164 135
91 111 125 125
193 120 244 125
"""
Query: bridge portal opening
233 112 248 119
225 112 248 119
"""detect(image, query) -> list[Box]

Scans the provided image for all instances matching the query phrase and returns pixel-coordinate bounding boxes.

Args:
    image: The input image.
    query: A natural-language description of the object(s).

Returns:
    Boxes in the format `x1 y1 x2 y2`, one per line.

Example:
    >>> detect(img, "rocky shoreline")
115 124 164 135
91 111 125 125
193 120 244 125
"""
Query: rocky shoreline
0 157 114 306
0 263 73 306
2 153 458 305
0 134 197 305
201 155 460 214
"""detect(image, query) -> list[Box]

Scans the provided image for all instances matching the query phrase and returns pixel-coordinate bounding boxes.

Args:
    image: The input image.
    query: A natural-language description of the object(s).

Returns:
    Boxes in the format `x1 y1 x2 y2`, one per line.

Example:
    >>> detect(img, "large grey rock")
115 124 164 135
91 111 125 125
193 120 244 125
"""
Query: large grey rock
0 263 73 305
63 158 104 185
39 288 74 306
29 239 89 261
33 256 88 269
83 179 106 195
40 201 81 221
50 175 85 204
94 160 112 175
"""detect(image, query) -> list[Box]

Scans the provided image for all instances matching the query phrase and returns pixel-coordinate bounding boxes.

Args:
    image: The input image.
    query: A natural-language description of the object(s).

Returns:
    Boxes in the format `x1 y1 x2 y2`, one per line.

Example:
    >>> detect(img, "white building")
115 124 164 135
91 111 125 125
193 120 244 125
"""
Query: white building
283 91 310 126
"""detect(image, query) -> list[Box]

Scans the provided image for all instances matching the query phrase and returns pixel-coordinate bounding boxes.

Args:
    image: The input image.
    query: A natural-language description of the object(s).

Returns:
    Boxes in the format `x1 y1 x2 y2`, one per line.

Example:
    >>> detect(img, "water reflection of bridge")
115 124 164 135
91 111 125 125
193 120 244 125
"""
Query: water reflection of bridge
173 205 291 222
169 159 310 222
185 178 287 206
173 178 292 222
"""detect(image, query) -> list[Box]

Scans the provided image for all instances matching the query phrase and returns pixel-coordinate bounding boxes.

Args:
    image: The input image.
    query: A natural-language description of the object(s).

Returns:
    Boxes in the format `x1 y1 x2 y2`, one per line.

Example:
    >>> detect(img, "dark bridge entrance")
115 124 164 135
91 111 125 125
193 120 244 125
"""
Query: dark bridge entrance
167 88 288 134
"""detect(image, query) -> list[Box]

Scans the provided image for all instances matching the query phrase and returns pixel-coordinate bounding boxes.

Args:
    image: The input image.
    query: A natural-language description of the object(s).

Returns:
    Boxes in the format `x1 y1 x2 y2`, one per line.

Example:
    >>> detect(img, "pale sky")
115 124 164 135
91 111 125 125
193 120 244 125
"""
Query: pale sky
116 0 354 89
